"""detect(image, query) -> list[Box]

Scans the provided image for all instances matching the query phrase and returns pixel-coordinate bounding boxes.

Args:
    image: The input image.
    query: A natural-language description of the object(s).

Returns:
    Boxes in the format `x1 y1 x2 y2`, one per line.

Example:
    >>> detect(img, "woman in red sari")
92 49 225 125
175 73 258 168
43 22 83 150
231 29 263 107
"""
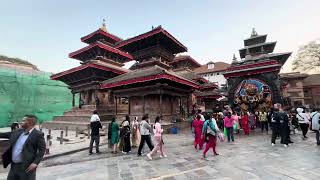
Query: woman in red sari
241 112 250 135
192 115 204 151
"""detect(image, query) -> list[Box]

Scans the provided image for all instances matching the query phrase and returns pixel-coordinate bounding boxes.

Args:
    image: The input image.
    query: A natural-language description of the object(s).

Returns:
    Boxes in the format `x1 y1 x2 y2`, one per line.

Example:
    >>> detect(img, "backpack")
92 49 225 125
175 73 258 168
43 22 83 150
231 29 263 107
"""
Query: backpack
204 121 216 142
271 112 280 123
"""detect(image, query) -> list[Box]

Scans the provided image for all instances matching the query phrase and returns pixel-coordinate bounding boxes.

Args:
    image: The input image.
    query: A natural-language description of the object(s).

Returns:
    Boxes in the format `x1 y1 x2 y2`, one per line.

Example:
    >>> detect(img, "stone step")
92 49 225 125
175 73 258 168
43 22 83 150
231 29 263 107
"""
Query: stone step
72 104 128 110
42 121 108 131
63 109 115 116
53 116 91 122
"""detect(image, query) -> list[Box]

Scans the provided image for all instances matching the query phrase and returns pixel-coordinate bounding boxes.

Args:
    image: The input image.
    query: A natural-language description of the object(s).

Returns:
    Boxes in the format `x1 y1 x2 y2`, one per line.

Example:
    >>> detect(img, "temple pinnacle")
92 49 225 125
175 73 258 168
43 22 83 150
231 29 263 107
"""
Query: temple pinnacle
232 54 238 63
251 28 258 37
100 18 107 32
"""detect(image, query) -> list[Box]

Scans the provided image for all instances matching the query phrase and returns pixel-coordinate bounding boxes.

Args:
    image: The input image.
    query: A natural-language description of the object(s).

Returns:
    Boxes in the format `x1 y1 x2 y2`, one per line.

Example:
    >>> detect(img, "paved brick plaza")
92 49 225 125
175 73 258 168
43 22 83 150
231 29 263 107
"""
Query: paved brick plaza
1 131 320 180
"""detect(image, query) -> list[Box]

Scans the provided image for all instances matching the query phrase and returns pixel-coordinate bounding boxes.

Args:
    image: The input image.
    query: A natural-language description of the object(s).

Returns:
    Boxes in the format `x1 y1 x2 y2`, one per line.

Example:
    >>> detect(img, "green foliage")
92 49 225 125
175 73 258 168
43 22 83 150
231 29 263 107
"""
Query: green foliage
0 68 76 127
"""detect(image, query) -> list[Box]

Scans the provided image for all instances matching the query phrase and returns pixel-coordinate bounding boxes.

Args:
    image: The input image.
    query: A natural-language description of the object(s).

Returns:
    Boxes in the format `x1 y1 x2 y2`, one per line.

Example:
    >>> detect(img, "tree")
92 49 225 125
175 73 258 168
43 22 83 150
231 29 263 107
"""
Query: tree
292 40 320 73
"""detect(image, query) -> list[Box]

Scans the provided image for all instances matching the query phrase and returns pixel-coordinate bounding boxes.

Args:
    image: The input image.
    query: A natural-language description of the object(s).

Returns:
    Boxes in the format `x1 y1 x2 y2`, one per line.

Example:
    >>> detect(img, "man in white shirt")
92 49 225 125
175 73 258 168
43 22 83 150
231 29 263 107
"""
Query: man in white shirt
296 107 310 139
89 110 102 155
137 115 154 156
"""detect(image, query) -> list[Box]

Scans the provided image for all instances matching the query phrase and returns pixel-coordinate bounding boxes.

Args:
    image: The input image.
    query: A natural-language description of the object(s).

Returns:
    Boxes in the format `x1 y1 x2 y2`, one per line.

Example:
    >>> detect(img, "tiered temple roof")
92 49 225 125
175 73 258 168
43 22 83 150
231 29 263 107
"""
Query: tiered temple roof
69 41 133 63
101 65 199 90
101 26 197 92
51 23 133 92
116 26 187 55
224 29 291 79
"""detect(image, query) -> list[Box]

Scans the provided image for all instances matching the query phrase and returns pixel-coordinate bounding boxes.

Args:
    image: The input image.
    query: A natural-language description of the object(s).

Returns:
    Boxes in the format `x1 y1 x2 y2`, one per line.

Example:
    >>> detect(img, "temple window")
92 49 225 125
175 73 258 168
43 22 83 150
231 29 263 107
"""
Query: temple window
208 63 214 69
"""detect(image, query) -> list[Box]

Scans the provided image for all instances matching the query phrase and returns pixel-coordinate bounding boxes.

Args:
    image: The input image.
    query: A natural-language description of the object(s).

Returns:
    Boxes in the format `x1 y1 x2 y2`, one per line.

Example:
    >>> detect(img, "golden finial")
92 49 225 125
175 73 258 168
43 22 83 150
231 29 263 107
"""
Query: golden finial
100 19 107 32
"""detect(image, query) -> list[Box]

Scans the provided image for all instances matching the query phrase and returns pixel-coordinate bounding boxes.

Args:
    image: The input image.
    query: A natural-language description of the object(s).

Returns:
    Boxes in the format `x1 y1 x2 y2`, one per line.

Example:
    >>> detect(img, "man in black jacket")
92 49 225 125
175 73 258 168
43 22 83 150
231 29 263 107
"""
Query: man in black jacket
271 104 289 147
0 115 46 180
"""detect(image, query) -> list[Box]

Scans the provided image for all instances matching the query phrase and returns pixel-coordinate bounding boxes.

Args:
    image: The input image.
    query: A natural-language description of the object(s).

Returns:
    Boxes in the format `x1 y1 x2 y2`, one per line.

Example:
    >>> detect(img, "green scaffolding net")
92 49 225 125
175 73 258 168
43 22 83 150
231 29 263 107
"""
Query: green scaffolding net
0 68 77 127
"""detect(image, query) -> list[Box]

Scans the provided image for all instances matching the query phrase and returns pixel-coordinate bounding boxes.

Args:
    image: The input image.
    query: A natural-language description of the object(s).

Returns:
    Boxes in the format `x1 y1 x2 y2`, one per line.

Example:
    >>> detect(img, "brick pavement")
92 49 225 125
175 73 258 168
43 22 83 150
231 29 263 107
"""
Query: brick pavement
0 131 320 180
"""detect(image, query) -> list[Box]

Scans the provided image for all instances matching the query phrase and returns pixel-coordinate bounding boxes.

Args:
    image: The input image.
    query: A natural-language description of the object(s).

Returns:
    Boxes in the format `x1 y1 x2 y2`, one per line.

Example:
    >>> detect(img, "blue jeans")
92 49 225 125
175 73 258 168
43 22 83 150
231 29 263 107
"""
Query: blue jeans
226 127 234 142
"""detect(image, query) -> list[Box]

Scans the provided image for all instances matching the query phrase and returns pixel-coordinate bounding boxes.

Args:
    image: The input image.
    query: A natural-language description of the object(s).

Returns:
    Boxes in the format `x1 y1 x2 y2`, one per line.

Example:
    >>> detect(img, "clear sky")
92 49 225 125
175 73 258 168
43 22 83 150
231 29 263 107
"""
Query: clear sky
0 0 319 73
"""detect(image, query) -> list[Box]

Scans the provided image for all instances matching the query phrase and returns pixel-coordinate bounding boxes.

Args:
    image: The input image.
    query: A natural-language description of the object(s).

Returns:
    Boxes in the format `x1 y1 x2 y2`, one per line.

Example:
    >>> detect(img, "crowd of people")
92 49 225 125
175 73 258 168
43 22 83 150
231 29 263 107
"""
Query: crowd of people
0 105 318 180
89 113 167 160
88 104 320 161
189 104 320 155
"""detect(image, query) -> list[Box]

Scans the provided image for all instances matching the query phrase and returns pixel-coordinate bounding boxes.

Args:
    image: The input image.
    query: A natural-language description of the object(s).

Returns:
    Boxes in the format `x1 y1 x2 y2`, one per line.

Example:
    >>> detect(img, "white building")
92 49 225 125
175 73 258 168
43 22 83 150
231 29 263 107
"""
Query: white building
194 61 230 87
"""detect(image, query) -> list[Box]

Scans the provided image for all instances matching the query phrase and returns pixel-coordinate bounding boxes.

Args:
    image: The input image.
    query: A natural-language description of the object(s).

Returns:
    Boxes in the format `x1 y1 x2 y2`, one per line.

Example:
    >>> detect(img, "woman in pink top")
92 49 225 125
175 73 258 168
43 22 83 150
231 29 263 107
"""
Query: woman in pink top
147 116 166 160
224 112 235 142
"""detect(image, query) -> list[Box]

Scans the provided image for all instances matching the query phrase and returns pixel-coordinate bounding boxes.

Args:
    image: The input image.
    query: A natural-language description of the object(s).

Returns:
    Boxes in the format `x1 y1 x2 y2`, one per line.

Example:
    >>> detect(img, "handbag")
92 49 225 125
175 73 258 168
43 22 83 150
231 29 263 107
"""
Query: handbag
217 132 225 142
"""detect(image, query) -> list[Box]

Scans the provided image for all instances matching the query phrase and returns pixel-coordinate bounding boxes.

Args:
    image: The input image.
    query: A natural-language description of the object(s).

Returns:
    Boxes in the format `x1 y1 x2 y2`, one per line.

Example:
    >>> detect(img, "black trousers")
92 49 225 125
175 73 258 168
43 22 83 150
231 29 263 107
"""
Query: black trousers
299 123 309 137
315 130 320 144
137 135 154 155
89 135 100 153
261 121 269 132
123 135 131 152
280 125 289 145
271 124 288 145
8 163 36 180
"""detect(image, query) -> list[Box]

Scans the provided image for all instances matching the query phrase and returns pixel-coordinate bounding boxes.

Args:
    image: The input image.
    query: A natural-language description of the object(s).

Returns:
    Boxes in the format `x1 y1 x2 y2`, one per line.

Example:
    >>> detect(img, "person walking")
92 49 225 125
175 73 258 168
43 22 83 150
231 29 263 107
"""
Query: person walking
248 111 256 130
192 115 204 151
310 108 320 145
89 110 102 155
224 112 235 142
121 115 131 154
197 109 205 121
241 112 249 135
110 117 120 154
131 116 141 148
259 111 269 134
296 107 310 140
0 115 46 180
147 116 167 160
137 115 154 156
271 104 289 147
202 114 218 159
232 112 240 134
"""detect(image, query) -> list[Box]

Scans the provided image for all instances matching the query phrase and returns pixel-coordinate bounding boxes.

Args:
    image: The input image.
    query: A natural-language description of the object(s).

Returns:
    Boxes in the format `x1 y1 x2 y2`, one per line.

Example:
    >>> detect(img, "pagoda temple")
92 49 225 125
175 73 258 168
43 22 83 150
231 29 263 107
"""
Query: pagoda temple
223 28 291 113
101 26 202 122
46 22 223 130
44 21 132 129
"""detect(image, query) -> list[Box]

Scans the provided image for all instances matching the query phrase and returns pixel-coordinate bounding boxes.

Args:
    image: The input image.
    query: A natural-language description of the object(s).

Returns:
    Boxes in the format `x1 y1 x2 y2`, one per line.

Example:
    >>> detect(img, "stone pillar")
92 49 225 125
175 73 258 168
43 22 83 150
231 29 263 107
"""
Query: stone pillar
115 96 118 115
187 95 190 115
142 96 145 115
159 94 163 116
128 96 131 115
179 97 182 115
72 93 75 107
